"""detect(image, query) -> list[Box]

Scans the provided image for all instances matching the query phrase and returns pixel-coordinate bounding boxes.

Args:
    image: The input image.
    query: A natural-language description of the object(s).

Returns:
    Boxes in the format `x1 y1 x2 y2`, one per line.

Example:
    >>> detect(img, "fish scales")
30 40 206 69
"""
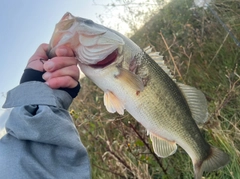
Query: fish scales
48 12 230 179
128 52 211 160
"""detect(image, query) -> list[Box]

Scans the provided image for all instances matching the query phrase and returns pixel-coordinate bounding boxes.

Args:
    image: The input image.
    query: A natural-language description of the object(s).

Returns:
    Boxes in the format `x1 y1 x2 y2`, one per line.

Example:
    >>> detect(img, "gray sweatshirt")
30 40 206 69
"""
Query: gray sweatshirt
0 81 91 179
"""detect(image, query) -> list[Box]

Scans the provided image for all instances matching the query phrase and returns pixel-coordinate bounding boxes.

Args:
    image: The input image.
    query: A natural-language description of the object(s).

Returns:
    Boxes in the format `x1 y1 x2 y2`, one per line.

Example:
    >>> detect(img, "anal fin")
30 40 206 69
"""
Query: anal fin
149 132 177 158
104 90 125 115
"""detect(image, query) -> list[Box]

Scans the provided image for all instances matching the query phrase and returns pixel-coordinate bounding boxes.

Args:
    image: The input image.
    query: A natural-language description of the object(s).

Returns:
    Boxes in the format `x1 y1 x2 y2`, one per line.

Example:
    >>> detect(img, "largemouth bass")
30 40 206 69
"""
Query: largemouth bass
48 12 229 179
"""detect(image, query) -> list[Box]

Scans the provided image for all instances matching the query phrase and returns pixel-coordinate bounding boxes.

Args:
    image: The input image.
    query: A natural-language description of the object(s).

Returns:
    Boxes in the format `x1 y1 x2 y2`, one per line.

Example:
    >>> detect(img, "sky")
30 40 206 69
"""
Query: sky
0 0 163 117
0 0 118 116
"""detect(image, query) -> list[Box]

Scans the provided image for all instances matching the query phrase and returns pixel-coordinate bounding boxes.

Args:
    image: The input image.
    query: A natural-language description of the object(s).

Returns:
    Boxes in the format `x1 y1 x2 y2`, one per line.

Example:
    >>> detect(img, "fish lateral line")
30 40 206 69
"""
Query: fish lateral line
48 13 230 179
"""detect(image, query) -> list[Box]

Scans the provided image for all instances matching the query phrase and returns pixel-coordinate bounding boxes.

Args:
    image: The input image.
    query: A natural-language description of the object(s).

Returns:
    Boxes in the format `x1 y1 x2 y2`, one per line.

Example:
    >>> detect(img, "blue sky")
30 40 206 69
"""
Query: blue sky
0 0 113 115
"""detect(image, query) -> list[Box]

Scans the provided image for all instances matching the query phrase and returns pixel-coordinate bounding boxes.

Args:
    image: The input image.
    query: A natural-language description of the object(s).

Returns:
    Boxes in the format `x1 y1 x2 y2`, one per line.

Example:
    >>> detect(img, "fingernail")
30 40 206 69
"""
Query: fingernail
45 61 54 71
42 72 51 80
45 82 49 86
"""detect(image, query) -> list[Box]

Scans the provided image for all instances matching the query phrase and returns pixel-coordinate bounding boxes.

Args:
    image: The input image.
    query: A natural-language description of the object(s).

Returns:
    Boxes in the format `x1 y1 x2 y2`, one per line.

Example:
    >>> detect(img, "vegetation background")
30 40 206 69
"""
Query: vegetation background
70 0 240 178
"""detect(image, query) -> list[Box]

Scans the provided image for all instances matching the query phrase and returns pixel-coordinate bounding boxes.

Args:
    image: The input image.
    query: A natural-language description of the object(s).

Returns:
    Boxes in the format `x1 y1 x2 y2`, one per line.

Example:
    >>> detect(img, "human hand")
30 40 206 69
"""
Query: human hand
26 43 79 89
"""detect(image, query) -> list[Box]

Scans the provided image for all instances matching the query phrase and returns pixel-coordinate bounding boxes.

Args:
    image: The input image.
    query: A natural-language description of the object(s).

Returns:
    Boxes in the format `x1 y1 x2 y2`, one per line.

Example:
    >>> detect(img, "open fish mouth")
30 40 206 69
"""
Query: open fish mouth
89 49 118 68
47 12 230 179
48 12 124 65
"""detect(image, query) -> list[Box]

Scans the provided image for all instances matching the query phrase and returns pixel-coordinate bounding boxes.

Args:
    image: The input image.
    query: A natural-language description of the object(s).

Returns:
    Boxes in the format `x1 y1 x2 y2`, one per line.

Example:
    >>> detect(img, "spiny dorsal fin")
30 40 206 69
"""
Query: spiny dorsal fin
144 46 208 124
177 83 208 124
143 46 175 81
149 132 177 158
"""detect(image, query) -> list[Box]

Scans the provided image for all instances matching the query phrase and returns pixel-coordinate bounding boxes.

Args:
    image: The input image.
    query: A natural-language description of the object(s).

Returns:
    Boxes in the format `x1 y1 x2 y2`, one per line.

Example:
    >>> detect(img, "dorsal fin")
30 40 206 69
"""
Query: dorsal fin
177 83 209 124
143 46 175 81
144 46 208 124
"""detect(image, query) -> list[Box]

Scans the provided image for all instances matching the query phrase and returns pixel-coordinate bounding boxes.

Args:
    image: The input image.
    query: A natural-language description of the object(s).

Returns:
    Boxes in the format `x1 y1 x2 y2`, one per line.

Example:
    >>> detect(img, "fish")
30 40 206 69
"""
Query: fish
48 12 230 179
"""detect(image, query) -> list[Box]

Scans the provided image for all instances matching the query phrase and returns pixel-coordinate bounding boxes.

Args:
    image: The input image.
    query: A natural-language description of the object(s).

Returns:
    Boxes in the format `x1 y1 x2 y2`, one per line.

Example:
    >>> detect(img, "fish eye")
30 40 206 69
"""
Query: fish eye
84 19 94 25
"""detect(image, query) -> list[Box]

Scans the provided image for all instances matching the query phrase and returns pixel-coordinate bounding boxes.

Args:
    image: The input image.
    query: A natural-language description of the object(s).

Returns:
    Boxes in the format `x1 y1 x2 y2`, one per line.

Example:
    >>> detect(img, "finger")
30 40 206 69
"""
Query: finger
43 56 78 72
30 43 49 60
45 76 78 89
55 46 75 57
42 65 80 81
27 43 49 71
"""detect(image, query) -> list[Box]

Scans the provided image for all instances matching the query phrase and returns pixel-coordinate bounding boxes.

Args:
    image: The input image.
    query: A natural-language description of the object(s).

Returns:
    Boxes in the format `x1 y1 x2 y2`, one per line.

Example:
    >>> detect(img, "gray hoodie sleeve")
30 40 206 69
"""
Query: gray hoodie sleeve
0 82 91 179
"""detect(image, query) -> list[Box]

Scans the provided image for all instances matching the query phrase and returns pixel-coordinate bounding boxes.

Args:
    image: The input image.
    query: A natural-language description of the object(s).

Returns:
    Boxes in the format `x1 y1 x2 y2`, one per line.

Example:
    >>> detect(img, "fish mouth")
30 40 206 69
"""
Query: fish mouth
90 49 118 68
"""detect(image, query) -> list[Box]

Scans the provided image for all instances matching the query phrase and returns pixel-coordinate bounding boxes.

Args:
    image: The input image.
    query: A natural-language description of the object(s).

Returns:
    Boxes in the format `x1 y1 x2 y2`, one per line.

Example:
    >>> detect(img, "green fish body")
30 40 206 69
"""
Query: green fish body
48 12 230 179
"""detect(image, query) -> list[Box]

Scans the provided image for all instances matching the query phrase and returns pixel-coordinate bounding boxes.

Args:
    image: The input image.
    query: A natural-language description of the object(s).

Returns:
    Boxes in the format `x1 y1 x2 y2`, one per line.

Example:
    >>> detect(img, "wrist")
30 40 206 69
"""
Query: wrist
20 69 45 84
20 68 80 98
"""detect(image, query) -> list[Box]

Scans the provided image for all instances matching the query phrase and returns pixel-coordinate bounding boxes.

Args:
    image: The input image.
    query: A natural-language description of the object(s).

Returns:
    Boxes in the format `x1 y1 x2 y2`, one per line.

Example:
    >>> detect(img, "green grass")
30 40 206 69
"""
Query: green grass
70 0 240 178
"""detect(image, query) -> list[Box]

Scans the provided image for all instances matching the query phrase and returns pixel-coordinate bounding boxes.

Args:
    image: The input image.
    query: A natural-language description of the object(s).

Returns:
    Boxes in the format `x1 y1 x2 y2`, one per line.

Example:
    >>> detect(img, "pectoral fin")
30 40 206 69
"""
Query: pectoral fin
115 67 144 92
104 90 125 115
149 132 177 158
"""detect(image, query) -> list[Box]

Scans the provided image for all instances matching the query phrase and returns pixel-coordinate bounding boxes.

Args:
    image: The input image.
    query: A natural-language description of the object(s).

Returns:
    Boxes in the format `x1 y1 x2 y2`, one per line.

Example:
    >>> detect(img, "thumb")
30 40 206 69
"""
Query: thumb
55 46 75 57
26 43 49 71
30 43 49 60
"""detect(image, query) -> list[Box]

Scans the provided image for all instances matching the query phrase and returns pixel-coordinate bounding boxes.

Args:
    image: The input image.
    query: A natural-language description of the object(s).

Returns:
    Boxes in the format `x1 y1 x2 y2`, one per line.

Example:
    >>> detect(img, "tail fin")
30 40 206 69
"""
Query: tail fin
194 147 230 179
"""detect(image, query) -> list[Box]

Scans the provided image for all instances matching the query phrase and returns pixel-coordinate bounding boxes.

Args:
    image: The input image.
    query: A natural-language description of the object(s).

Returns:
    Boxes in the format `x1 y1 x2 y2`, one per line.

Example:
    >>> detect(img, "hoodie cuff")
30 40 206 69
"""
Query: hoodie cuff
19 68 81 98
3 82 72 109
20 69 45 84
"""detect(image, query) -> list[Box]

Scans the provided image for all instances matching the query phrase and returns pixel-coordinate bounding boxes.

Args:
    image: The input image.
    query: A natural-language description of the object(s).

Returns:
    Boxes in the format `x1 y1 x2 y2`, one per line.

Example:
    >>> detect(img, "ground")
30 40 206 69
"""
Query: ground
70 0 240 178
